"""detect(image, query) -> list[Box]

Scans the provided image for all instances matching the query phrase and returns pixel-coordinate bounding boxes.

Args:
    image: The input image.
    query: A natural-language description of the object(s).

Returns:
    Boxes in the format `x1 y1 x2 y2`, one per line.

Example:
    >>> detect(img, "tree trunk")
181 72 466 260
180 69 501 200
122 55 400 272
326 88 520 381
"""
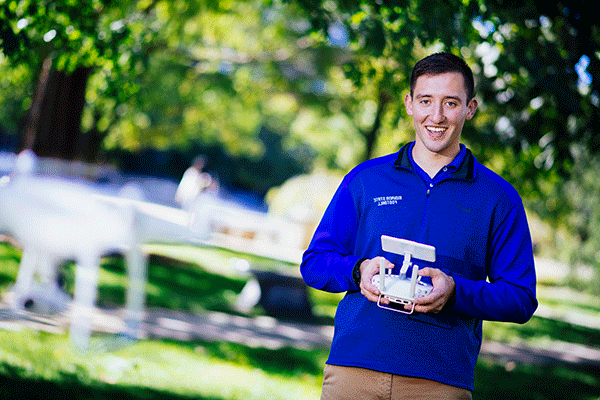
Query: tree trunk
362 90 391 162
21 57 92 161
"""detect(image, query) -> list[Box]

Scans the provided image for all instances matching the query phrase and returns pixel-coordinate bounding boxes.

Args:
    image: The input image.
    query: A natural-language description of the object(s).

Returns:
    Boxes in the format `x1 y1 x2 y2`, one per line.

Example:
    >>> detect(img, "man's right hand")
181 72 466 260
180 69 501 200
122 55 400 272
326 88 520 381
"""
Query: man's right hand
359 257 394 304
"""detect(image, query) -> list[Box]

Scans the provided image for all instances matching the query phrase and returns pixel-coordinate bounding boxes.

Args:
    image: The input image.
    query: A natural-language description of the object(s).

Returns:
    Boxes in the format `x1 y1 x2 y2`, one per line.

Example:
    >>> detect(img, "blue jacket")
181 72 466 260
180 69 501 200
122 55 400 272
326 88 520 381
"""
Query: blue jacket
300 142 537 390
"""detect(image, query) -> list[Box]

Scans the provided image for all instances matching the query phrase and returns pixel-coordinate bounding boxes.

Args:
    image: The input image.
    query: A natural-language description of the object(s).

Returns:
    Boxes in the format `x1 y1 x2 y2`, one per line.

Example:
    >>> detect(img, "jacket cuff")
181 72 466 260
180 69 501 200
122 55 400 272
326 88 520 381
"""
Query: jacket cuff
446 274 467 313
352 257 368 288
443 279 457 311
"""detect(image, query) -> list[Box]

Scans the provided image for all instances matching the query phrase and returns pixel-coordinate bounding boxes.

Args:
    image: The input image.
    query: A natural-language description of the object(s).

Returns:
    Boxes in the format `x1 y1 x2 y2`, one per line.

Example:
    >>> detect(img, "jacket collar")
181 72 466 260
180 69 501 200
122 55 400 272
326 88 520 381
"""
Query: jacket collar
394 142 475 181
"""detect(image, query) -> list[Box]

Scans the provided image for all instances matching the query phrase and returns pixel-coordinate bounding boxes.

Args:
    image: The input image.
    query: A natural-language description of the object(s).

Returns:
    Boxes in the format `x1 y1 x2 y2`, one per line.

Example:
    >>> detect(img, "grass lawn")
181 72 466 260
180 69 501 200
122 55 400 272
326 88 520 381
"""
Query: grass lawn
0 329 324 400
0 242 599 400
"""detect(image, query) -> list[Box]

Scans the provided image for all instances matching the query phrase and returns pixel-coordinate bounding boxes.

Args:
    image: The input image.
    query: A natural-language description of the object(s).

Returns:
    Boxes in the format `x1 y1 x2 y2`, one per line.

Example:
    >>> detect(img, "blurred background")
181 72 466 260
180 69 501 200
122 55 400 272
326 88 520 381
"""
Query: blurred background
0 0 599 399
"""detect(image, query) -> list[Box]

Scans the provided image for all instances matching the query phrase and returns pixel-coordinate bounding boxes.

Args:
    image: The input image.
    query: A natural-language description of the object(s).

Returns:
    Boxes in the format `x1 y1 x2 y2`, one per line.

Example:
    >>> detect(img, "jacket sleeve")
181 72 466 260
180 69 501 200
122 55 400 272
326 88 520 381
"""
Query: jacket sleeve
451 202 538 324
300 177 362 293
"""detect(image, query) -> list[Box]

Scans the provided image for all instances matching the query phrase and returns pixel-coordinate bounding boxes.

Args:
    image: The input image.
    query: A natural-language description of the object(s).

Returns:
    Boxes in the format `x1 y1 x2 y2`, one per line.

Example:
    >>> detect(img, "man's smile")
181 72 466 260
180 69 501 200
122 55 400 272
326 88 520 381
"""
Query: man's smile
425 125 447 138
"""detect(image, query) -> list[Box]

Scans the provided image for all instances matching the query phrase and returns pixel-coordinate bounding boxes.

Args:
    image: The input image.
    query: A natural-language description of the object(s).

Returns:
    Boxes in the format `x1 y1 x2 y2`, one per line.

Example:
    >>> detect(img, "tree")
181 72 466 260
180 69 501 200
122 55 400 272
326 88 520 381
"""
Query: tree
2 0 599 195
292 0 600 281
0 1 353 167
468 0 600 269
0 0 156 160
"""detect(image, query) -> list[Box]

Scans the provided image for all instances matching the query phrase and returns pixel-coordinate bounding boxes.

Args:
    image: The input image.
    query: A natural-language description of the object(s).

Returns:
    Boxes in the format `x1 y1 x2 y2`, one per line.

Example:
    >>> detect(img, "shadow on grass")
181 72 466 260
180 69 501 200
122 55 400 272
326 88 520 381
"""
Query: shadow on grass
484 315 600 349
517 316 600 348
0 364 222 400
87 253 247 315
98 253 333 324
0 245 248 318
172 338 329 377
474 360 600 400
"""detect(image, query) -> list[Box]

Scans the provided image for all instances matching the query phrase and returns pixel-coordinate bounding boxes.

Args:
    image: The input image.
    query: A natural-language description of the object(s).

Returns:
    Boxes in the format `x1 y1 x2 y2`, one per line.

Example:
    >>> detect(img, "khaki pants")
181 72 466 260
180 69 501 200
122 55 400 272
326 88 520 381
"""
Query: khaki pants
321 365 472 400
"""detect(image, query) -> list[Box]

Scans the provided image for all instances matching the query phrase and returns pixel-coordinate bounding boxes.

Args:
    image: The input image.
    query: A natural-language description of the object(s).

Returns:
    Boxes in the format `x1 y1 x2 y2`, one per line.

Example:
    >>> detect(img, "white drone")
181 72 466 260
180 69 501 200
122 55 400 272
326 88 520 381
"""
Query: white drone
0 151 211 350
371 235 435 314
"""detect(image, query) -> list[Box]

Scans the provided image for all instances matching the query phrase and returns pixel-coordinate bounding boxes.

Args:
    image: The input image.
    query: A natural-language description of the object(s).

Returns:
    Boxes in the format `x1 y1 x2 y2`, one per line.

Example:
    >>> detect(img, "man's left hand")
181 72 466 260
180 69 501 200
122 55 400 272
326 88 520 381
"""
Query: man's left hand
408 267 456 314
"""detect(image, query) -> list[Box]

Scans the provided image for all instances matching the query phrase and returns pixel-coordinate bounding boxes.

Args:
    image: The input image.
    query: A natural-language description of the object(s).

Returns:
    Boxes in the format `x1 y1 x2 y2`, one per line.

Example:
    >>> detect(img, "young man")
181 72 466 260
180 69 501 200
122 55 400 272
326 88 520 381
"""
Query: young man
300 52 537 399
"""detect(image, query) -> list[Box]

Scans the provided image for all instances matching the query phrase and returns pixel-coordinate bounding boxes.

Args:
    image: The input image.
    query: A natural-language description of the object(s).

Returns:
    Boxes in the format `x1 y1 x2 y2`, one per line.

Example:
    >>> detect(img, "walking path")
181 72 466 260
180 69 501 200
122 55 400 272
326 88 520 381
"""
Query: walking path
0 301 333 351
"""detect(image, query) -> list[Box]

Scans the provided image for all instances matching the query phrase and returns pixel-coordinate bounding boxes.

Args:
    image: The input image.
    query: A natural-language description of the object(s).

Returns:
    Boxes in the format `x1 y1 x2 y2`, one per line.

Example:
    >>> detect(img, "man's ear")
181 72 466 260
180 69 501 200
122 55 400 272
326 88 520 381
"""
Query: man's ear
404 93 413 116
466 98 478 120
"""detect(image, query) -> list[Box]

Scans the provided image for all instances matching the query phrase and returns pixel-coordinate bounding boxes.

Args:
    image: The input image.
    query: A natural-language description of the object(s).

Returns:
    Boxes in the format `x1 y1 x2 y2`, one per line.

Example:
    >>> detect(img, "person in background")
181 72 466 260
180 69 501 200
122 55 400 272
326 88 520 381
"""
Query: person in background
175 155 218 210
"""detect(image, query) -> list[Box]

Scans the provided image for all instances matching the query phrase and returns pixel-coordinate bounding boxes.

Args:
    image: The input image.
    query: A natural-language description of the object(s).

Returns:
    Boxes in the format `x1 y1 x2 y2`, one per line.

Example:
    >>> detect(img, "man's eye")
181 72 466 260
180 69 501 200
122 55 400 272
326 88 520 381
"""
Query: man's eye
420 100 430 105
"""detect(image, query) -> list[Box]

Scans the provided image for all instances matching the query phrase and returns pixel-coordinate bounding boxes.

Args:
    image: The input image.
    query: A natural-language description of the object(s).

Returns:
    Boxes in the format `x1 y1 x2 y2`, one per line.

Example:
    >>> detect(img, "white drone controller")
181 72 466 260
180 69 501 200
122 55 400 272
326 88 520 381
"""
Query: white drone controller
371 235 435 314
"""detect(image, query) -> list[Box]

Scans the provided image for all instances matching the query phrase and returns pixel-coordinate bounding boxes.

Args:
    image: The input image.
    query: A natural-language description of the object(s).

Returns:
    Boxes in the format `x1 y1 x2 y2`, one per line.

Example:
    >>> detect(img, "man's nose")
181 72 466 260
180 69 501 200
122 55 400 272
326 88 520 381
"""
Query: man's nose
430 103 445 123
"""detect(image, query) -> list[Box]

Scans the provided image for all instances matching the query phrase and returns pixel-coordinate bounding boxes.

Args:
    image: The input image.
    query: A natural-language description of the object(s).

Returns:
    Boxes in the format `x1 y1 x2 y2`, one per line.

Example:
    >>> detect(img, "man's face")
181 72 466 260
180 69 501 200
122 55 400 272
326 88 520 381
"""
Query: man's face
404 72 478 158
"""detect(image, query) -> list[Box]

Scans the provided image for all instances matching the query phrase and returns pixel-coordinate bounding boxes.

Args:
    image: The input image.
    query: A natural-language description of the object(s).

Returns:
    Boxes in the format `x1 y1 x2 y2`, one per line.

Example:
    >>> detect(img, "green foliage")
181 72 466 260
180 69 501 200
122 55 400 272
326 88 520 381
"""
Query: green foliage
0 58 32 139
525 150 600 270
0 0 390 172
1 0 598 180
0 0 143 71
472 1 600 177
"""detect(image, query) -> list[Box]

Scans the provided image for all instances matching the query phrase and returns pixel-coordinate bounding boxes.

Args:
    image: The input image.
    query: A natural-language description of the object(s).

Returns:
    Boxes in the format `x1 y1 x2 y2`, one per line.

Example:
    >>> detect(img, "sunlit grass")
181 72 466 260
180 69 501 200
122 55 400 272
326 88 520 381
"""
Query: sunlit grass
537 286 600 314
0 241 21 289
0 329 323 400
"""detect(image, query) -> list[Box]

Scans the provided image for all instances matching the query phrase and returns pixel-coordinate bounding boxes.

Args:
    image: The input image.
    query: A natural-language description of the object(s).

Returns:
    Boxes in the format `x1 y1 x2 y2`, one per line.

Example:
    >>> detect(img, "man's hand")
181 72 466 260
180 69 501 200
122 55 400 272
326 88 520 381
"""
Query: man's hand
358 257 394 304
410 267 456 314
